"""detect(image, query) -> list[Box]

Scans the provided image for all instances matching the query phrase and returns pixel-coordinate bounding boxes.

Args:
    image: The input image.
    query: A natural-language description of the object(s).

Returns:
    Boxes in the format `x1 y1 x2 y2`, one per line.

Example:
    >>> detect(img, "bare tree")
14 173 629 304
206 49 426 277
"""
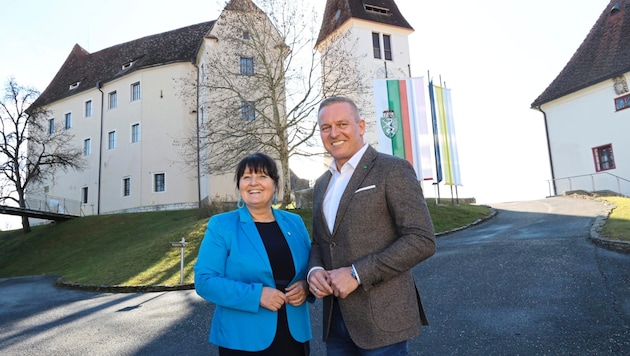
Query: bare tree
0 78 84 233
177 0 367 207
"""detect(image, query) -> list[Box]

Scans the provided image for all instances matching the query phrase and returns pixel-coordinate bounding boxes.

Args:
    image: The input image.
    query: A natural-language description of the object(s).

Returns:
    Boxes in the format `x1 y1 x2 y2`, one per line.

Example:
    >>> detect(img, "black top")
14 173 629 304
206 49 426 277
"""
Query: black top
256 221 295 286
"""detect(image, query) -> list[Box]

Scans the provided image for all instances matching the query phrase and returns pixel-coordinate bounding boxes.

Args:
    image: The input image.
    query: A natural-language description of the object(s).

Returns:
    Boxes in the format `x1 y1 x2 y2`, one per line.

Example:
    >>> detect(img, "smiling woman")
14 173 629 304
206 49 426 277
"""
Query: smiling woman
194 152 313 354
236 153 280 221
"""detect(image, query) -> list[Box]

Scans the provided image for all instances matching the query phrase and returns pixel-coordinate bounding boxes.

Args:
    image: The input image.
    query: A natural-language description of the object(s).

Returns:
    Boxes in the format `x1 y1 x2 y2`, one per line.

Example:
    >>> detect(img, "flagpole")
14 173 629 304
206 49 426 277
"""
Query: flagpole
428 70 441 204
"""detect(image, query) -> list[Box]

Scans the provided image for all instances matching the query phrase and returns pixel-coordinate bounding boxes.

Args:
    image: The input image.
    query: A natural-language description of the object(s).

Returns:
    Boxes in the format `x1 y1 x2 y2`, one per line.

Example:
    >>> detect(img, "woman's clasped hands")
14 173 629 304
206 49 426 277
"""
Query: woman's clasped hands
260 280 309 311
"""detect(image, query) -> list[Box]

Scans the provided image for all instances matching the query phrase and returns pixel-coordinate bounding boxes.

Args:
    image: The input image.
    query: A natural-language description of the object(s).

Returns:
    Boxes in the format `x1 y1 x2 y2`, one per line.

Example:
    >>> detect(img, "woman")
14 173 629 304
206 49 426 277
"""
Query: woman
194 153 312 355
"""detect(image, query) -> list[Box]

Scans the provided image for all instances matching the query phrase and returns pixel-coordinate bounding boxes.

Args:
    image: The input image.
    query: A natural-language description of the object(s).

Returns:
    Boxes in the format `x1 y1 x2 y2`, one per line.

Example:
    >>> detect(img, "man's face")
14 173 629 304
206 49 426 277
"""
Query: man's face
318 102 365 169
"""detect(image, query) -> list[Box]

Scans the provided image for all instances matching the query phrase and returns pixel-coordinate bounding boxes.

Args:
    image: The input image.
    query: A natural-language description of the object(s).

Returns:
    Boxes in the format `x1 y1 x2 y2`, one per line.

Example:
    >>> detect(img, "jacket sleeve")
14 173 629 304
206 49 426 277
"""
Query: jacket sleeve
354 159 436 290
194 215 263 313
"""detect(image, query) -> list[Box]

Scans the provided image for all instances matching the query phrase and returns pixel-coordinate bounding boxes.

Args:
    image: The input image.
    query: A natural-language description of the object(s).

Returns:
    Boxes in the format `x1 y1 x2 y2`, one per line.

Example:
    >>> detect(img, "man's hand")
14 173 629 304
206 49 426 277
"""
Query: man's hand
308 269 334 298
328 266 359 299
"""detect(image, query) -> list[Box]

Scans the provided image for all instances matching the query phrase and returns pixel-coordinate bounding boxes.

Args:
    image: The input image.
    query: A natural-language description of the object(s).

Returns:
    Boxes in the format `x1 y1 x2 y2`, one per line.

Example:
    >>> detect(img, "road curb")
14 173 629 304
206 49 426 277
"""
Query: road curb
55 278 194 293
436 206 498 237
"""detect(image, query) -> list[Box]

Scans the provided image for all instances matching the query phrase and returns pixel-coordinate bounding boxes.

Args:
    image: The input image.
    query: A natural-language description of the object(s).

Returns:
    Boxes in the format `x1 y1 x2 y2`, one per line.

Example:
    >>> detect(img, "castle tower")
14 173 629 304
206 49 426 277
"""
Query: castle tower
316 0 414 146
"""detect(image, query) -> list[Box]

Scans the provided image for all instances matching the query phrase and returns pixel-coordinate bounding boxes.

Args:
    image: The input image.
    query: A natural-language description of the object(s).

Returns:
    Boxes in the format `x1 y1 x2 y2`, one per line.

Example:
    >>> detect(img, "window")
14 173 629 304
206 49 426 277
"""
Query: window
154 173 165 192
240 57 254 75
83 138 91 156
593 144 616 172
383 34 392 60
64 112 72 129
131 123 140 143
240 101 255 121
81 187 88 204
48 119 55 135
85 100 92 117
372 33 381 59
108 131 116 149
131 82 141 101
108 91 117 109
69 81 80 90
243 31 250 40
365 4 390 14
123 177 131 197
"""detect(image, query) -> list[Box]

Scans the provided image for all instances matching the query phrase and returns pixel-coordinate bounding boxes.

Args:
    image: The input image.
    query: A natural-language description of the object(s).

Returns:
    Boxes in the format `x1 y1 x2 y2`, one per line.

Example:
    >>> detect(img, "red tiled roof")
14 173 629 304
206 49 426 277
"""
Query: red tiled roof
531 1 630 108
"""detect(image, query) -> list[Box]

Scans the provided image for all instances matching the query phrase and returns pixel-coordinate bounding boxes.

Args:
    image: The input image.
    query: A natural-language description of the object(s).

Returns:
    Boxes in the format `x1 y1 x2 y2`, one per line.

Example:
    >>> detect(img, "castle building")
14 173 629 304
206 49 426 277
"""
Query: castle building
29 0 281 216
531 1 630 197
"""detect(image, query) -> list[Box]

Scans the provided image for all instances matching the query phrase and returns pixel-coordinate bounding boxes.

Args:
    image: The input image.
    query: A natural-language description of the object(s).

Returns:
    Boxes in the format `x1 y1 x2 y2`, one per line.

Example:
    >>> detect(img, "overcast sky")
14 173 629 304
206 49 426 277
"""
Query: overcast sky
0 0 610 228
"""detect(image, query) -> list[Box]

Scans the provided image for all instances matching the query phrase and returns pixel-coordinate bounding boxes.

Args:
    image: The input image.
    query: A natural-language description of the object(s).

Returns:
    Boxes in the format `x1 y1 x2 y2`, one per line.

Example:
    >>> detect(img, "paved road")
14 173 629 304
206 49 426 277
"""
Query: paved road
1 196 629 355
409 197 630 354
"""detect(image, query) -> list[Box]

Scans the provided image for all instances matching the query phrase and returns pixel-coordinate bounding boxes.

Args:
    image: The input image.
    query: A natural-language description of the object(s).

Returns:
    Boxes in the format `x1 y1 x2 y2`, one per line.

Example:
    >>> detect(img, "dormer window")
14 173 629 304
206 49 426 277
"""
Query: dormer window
611 2 621 14
69 81 80 90
608 2 622 19
122 61 133 70
365 4 390 15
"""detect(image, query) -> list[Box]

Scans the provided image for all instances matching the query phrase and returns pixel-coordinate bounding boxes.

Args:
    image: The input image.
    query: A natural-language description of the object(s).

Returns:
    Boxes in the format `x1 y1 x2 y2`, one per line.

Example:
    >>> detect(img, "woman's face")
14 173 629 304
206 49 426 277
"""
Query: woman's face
239 166 275 209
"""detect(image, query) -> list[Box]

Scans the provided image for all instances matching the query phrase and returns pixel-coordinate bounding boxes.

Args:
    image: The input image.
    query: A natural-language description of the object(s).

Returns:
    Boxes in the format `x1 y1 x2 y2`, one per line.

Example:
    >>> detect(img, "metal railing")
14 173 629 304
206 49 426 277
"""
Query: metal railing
24 193 84 217
548 172 630 197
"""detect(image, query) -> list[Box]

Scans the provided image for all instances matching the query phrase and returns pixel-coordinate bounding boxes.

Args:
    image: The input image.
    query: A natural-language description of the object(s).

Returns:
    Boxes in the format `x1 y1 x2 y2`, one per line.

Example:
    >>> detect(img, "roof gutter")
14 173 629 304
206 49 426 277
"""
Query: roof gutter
534 105 557 197
96 81 104 215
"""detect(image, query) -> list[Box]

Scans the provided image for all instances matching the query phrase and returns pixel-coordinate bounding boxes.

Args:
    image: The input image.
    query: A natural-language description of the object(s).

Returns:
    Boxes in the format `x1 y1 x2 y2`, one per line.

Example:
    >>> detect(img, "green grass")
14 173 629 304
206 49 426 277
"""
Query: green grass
0 202 491 286
601 196 630 242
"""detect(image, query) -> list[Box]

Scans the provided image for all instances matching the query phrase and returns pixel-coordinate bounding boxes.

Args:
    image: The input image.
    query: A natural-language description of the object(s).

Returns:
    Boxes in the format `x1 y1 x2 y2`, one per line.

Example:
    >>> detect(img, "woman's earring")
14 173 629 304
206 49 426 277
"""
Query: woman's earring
237 198 244 208
273 194 277 205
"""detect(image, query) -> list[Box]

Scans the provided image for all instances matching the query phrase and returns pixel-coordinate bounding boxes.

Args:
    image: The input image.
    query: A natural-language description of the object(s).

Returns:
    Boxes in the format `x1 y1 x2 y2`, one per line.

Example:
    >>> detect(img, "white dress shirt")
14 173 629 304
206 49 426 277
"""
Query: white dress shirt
323 143 369 234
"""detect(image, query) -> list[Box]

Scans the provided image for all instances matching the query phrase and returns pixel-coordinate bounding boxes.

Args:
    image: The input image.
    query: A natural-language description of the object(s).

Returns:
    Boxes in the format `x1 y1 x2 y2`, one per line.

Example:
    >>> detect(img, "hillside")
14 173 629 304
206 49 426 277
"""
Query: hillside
0 202 491 287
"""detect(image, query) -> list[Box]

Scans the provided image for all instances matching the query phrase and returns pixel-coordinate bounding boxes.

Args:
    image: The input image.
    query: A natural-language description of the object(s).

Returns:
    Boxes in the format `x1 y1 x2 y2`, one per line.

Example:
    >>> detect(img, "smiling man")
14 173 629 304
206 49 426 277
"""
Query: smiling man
307 96 436 355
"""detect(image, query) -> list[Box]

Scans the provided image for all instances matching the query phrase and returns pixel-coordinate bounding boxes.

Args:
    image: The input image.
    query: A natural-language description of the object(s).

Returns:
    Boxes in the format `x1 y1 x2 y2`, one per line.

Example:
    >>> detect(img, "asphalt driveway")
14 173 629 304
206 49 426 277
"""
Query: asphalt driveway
1 196 629 355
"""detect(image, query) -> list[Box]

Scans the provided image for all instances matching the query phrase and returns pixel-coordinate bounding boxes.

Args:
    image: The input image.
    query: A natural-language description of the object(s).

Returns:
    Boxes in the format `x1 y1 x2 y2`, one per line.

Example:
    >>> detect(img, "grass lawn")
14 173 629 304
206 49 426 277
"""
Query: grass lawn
601 196 630 242
0 201 490 287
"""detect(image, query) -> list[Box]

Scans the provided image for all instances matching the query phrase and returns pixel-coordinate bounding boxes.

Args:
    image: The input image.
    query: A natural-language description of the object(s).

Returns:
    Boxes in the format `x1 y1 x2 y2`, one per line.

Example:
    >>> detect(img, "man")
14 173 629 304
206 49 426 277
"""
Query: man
308 96 436 355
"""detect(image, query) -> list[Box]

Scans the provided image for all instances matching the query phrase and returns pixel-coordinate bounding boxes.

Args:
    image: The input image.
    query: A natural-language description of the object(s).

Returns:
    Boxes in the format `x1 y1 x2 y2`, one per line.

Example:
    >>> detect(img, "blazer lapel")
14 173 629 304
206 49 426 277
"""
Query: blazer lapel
332 146 377 234
314 171 333 240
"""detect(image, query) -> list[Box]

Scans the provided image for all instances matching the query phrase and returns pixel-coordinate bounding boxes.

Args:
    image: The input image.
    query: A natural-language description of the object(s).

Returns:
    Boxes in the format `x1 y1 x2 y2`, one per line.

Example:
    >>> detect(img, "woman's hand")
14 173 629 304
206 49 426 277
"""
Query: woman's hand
260 286 287 311
285 280 309 306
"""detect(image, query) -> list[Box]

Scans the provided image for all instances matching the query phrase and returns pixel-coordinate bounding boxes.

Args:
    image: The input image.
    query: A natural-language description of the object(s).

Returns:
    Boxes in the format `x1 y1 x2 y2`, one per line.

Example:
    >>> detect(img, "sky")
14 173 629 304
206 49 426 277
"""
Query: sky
0 0 610 228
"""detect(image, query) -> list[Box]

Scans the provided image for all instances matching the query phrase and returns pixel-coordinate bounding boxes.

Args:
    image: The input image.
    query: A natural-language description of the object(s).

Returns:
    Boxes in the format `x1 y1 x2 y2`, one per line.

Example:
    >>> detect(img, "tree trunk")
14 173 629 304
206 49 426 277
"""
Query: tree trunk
21 215 31 234
280 156 291 209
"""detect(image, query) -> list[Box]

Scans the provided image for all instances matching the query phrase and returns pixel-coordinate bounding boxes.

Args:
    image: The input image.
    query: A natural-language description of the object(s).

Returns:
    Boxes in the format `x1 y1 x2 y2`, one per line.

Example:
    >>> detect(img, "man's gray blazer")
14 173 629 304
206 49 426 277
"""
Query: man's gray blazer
308 145 436 350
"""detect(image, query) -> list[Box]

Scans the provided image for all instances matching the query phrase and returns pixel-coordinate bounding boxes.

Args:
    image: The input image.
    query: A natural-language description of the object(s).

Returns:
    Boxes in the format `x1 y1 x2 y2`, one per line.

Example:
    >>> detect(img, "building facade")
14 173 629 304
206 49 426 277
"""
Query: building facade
29 0 280 217
531 1 630 197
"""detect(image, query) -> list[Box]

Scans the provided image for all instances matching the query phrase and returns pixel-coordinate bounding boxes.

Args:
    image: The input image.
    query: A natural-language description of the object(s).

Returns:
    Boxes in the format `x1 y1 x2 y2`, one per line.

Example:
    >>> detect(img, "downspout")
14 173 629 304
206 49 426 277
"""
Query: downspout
535 105 557 196
196 64 202 208
96 81 104 215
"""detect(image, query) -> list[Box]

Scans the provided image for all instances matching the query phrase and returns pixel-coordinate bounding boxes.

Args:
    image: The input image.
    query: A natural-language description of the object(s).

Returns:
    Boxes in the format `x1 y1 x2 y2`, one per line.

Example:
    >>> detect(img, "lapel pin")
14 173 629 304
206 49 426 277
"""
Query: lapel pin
363 165 367 169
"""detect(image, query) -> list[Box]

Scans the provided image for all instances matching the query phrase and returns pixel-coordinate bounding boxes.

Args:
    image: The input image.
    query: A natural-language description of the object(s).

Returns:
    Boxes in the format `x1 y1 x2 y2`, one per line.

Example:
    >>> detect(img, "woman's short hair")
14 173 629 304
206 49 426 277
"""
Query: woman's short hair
235 153 280 190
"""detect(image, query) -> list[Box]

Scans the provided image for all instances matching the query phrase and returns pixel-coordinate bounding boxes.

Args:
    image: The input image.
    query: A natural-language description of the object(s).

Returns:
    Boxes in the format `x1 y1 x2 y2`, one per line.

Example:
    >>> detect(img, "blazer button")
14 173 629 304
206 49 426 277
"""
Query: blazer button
330 242 336 247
